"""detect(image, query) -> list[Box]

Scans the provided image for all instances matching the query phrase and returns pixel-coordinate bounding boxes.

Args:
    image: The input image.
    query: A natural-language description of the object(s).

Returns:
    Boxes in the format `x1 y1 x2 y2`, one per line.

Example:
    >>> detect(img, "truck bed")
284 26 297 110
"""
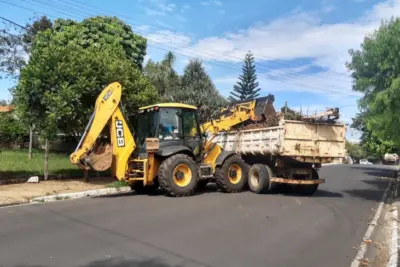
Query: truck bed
214 120 346 163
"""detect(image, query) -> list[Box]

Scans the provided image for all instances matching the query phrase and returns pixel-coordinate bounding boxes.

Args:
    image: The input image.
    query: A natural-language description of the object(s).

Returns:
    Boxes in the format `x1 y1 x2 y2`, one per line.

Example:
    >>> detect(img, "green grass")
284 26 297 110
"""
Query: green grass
106 180 129 189
0 149 109 180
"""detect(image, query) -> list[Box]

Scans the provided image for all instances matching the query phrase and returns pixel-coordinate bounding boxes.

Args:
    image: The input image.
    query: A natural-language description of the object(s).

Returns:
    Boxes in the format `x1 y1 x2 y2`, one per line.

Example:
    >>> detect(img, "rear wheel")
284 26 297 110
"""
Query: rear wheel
300 168 319 195
215 155 249 193
248 164 272 194
158 154 198 197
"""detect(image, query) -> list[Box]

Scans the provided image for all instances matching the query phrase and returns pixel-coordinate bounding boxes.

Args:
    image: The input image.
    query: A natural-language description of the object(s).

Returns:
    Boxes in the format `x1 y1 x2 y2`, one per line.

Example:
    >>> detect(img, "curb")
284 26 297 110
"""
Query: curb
350 178 393 267
387 205 398 267
30 186 131 203
387 180 399 267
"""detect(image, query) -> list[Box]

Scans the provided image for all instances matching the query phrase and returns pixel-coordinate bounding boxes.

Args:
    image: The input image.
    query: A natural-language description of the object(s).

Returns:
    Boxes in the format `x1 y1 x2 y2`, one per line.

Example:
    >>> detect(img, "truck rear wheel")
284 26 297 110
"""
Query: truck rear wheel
158 154 198 197
300 168 319 195
215 155 249 193
248 164 272 194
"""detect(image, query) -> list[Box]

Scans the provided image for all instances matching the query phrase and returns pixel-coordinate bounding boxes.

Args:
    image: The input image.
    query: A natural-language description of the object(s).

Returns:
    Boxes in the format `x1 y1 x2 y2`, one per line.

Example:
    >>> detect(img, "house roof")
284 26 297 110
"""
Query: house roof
0 106 15 113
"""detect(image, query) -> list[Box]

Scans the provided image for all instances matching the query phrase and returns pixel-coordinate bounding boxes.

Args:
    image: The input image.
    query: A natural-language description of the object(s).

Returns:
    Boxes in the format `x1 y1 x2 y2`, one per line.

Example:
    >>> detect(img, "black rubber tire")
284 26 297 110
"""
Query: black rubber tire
215 155 249 193
300 168 319 196
248 164 272 194
158 154 198 197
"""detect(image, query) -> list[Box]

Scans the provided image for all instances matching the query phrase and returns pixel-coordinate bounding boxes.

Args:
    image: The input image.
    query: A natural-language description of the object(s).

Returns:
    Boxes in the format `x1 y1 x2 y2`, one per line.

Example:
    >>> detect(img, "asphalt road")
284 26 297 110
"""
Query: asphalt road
0 164 396 267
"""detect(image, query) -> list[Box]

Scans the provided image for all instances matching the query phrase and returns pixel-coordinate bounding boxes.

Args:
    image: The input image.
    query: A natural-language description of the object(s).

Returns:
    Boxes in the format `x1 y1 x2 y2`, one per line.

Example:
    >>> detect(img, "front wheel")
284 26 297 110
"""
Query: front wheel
215 155 249 193
158 154 198 197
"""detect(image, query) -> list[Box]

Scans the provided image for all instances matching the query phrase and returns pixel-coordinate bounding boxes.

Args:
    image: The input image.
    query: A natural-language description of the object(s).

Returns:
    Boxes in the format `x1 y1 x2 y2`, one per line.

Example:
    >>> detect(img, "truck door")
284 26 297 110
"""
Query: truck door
182 109 202 158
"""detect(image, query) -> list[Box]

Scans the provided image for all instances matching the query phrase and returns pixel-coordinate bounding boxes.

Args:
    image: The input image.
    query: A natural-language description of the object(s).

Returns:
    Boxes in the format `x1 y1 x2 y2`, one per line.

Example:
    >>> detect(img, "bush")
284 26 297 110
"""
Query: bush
0 113 28 147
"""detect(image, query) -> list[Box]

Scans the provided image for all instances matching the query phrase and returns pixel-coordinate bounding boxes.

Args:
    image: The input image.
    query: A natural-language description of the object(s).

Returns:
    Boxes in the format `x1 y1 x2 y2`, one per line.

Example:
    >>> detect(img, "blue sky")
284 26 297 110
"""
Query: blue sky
1 0 400 141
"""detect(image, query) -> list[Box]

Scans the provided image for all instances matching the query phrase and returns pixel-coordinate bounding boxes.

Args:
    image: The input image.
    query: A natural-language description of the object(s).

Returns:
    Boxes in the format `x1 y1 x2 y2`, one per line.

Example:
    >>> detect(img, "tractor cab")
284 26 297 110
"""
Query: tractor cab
134 103 203 160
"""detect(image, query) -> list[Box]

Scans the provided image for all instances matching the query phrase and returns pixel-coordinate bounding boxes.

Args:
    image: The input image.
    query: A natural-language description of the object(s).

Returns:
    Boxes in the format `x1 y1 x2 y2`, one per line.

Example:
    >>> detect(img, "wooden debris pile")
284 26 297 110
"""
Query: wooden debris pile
232 105 340 131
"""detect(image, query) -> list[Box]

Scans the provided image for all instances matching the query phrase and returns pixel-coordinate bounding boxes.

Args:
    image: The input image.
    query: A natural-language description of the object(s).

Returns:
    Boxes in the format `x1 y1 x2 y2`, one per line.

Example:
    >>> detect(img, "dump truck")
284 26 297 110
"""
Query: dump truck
70 82 276 197
211 106 347 195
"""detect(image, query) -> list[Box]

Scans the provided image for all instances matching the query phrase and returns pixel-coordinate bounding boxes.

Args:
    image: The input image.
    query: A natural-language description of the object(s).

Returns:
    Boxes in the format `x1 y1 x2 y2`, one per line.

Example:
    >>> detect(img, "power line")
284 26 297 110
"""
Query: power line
30 0 352 93
0 0 357 96
55 0 351 85
63 0 352 79
0 16 27 29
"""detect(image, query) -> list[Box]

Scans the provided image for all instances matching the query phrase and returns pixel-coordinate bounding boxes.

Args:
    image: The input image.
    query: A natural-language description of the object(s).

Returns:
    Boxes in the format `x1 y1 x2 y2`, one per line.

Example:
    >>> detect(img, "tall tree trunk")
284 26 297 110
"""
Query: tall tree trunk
44 139 49 181
28 126 33 160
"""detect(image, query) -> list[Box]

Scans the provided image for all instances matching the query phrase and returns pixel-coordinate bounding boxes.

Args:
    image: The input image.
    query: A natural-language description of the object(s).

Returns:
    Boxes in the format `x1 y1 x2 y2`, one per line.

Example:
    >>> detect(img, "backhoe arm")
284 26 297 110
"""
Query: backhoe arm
70 82 135 181
201 95 276 135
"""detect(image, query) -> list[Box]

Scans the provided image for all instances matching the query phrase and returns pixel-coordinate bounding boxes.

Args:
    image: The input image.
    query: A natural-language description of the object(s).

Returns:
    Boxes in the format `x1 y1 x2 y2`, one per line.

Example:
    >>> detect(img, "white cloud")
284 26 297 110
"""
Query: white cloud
181 4 191 13
218 9 226 15
142 0 176 16
176 15 187 22
322 4 335 13
201 0 223 6
141 0 400 134
144 8 166 16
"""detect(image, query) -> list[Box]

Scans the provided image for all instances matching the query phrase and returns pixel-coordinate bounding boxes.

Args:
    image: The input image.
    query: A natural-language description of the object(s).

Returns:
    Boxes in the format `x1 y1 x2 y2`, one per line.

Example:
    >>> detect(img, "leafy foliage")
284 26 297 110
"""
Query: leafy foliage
0 16 53 81
143 51 180 100
345 141 366 161
22 15 53 53
0 112 28 145
169 59 228 122
280 106 303 120
229 51 261 101
350 113 395 161
0 22 25 80
13 16 157 140
143 53 227 123
347 18 400 147
37 16 147 69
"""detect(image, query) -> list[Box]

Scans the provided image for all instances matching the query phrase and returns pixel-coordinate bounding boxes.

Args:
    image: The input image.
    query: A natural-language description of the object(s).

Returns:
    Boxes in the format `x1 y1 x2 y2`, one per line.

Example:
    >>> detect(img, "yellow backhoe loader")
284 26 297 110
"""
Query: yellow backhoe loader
70 82 275 196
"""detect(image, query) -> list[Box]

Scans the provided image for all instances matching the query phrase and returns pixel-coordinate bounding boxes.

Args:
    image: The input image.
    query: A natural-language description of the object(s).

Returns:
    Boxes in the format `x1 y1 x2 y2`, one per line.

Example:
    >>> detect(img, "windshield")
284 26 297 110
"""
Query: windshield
135 111 158 148
158 108 182 141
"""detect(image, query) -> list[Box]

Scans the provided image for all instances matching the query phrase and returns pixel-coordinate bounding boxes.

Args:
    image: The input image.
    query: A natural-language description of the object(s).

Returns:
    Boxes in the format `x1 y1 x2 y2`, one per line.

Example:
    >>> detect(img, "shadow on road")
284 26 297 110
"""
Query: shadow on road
279 189 343 198
344 178 391 203
94 183 239 199
349 165 398 178
13 257 186 267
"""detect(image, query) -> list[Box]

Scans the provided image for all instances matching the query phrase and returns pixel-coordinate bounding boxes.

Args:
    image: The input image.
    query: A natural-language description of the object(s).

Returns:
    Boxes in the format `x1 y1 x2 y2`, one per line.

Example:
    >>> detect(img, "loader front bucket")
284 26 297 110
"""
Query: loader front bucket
253 94 276 121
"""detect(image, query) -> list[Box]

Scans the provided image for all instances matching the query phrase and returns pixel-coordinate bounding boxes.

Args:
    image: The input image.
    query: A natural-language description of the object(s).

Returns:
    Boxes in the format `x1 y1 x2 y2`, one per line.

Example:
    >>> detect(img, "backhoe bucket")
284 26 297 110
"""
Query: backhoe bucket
253 94 276 121
81 144 113 172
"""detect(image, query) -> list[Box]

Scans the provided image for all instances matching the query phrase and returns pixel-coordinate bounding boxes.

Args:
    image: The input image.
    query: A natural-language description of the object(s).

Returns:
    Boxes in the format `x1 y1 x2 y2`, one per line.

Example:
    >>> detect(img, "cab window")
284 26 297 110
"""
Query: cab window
158 108 181 140
183 110 199 137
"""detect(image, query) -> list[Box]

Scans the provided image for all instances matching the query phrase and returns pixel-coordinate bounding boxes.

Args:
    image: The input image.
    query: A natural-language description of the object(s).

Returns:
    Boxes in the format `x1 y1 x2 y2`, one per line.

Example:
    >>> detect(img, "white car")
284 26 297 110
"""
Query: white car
360 159 373 165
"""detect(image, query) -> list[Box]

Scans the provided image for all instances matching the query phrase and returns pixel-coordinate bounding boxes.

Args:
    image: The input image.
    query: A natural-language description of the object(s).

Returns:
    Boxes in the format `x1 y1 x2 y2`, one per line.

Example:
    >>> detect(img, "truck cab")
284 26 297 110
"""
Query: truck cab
135 103 204 161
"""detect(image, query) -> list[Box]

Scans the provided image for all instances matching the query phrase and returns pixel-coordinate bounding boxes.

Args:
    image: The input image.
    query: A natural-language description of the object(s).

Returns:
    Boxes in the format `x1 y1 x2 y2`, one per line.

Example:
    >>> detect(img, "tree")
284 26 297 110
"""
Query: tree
22 15 53 53
0 99 7 105
347 18 400 147
0 20 25 80
350 113 395 161
144 51 180 100
14 16 157 179
0 111 27 146
171 59 227 122
229 51 261 101
1 15 53 159
345 141 366 161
